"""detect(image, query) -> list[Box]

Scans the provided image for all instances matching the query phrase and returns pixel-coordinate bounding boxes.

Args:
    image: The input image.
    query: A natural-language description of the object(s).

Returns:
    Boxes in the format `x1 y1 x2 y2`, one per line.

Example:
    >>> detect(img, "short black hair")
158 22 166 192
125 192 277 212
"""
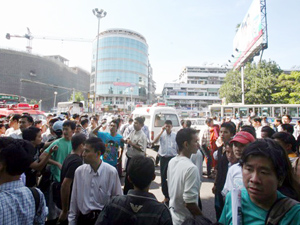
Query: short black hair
20 114 34 124
129 118 133 122
0 138 32 175
22 127 41 141
261 126 275 138
63 120 76 130
253 117 262 123
221 122 236 135
165 120 172 125
11 114 21 122
85 137 105 155
111 119 119 128
205 118 213 125
80 118 89 127
72 114 80 119
185 120 191 128
240 139 288 180
176 128 197 151
272 132 297 153
240 125 256 139
283 115 292 121
275 118 282 124
90 116 98 122
127 155 154 189
49 118 59 125
135 117 144 126
72 133 86 150
281 124 294 134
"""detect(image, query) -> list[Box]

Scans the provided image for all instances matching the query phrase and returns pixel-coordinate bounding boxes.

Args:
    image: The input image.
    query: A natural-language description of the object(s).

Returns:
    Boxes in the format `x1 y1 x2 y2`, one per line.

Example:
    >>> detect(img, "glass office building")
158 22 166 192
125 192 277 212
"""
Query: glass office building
91 29 149 111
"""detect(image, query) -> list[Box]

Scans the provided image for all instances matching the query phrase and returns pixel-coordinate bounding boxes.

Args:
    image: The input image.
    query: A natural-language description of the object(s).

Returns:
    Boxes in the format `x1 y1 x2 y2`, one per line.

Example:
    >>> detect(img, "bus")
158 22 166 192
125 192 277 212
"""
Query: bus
209 103 300 122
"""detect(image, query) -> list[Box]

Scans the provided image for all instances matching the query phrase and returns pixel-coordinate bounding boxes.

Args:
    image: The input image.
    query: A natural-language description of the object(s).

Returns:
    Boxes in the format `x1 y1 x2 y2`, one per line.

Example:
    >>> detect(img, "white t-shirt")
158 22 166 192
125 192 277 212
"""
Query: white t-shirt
222 163 244 196
190 150 203 189
167 155 200 225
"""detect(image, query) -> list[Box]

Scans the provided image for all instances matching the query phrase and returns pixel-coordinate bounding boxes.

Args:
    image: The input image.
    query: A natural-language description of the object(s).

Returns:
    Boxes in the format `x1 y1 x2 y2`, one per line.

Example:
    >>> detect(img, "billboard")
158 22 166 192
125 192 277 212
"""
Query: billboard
232 0 267 70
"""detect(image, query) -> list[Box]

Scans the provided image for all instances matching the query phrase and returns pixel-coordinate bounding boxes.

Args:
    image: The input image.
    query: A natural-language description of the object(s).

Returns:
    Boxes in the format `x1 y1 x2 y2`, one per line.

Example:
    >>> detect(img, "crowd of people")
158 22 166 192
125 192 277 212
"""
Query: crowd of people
0 111 300 224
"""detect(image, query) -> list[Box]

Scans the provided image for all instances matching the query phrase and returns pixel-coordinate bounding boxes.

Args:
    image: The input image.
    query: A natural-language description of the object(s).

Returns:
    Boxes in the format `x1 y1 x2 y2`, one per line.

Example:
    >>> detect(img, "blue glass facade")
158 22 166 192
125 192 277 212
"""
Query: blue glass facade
92 29 149 100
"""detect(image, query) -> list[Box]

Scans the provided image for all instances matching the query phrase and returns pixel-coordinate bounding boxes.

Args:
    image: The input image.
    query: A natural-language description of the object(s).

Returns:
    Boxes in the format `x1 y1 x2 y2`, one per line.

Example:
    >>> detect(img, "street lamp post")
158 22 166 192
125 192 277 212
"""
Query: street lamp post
130 87 133 114
92 8 107 113
53 91 57 110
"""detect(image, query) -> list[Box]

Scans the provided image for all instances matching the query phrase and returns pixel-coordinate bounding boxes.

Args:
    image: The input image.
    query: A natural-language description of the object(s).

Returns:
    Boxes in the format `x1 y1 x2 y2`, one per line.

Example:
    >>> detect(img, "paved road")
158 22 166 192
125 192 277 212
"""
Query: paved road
121 148 217 223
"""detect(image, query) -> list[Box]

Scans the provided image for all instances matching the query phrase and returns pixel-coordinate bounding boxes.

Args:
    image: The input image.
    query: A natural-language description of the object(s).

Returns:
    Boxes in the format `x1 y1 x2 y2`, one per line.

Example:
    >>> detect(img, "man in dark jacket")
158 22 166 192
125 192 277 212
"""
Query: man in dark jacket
96 155 172 225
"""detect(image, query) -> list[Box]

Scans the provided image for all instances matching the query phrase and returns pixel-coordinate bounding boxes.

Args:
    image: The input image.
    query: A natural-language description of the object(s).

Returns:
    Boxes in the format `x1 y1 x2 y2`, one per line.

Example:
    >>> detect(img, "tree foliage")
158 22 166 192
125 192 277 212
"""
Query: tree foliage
69 92 85 102
272 71 300 104
220 60 282 104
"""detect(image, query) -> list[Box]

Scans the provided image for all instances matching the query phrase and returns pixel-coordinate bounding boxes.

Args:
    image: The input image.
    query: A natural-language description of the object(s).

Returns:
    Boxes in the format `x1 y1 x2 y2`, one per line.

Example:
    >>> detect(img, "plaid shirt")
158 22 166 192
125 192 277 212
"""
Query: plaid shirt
0 180 48 225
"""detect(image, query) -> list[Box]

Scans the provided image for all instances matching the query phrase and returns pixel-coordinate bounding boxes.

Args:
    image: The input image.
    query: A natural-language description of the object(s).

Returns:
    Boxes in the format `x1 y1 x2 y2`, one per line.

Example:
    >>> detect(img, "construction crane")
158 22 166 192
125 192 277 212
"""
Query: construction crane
6 27 92 53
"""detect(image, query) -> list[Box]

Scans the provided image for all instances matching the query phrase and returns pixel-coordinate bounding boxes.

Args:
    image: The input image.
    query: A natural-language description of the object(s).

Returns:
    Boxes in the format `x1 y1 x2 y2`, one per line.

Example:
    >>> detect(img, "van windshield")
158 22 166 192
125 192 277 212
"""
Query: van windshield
154 114 179 127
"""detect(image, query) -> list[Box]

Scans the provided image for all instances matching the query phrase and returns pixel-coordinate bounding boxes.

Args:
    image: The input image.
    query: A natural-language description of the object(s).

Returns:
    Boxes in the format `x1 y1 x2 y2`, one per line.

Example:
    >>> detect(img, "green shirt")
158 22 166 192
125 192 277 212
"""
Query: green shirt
45 138 72 182
219 188 300 225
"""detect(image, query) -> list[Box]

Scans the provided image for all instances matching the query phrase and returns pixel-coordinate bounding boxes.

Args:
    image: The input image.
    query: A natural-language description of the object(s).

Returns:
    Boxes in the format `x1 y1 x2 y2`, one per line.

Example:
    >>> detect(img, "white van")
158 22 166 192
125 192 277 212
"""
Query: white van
131 104 181 149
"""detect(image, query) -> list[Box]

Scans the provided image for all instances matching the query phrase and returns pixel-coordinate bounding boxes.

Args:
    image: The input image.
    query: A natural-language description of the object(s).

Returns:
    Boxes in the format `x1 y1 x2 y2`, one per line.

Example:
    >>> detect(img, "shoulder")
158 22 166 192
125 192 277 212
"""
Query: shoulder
75 164 89 174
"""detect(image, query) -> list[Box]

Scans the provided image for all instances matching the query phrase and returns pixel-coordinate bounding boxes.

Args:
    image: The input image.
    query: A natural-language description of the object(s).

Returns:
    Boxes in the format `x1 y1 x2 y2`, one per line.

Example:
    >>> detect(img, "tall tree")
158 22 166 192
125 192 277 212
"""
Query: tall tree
219 60 282 104
272 71 300 104
69 91 85 102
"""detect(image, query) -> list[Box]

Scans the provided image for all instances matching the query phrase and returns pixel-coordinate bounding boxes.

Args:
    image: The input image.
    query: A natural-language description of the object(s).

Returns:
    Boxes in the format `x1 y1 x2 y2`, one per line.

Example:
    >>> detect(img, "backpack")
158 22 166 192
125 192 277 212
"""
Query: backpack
265 197 299 225
28 187 40 212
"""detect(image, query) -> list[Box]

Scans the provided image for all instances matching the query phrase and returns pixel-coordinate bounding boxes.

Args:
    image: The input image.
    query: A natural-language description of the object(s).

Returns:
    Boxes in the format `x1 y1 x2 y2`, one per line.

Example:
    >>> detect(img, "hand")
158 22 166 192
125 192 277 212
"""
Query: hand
162 125 166 131
212 184 216 194
58 211 68 223
126 139 132 145
117 157 122 163
49 145 58 154
57 163 62 170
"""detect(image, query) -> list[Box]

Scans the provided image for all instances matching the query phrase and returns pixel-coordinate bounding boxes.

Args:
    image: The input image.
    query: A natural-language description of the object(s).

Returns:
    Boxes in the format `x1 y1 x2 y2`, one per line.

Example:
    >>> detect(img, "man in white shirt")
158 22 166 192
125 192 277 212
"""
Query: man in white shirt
167 128 202 225
4 114 21 136
153 120 177 205
9 114 33 139
68 137 122 225
123 117 147 194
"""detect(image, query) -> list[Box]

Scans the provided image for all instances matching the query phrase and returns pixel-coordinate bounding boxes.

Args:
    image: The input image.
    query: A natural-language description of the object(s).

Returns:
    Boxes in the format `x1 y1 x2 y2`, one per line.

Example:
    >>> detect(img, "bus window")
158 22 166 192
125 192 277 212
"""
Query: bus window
298 107 300 117
154 114 179 127
287 107 297 117
274 107 281 118
239 107 247 118
211 107 221 117
224 107 233 117
261 107 271 117
282 107 287 116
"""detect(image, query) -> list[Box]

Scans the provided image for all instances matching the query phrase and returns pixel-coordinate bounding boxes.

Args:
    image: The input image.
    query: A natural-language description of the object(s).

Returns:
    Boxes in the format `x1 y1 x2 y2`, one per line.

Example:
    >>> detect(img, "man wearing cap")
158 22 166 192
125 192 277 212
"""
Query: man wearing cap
222 131 255 196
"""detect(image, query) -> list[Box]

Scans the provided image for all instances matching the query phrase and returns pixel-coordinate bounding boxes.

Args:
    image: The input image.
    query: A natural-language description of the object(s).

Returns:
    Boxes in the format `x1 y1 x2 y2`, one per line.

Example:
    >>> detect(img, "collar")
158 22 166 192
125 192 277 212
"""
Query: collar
0 180 24 191
89 161 102 175
127 189 157 200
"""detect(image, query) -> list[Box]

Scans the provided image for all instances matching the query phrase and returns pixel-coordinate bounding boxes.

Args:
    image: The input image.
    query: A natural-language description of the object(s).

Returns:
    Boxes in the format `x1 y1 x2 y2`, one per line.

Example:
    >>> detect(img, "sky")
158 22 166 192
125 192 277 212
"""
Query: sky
1 0 299 93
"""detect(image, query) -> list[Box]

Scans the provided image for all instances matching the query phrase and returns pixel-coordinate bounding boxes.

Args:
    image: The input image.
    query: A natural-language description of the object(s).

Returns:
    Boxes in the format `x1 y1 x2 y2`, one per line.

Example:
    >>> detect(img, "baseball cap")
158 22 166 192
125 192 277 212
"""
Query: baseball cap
230 131 255 145
52 121 63 132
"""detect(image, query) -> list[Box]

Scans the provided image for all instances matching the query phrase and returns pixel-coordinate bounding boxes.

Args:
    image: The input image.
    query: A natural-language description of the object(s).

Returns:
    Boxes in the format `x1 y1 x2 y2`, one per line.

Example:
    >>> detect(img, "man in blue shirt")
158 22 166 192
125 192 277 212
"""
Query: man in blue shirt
0 138 47 224
153 120 177 205
93 119 124 167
